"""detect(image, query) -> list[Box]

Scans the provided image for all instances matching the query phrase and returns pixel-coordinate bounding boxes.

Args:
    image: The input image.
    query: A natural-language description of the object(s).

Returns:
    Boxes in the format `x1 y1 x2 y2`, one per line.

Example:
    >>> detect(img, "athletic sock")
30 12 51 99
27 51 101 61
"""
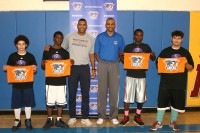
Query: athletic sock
156 110 165 123
14 108 21 120
125 110 129 116
25 107 31 119
170 109 178 122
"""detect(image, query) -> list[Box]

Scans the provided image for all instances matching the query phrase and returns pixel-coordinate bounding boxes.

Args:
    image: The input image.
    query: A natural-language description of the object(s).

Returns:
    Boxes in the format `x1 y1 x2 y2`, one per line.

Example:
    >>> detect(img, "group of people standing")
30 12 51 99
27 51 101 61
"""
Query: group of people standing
3 17 194 132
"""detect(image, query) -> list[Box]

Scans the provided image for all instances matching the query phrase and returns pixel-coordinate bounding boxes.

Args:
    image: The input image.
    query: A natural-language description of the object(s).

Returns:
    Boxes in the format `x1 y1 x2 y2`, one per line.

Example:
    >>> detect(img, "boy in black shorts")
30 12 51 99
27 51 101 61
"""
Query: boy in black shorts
3 35 37 131
150 30 194 132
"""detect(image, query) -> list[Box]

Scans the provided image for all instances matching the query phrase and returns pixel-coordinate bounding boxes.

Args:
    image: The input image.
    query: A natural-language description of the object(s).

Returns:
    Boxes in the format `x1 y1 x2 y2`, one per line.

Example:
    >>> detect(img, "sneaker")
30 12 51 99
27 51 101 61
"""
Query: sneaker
111 118 119 125
43 118 54 129
96 118 104 125
68 118 77 126
133 115 144 126
55 118 68 128
149 121 163 131
169 121 180 131
120 116 129 126
12 119 21 131
25 119 33 130
81 119 93 126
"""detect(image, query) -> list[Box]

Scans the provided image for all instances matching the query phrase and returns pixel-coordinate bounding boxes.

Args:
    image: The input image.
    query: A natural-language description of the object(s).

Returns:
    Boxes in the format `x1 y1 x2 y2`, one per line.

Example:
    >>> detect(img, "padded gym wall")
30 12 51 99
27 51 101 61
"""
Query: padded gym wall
0 11 189 110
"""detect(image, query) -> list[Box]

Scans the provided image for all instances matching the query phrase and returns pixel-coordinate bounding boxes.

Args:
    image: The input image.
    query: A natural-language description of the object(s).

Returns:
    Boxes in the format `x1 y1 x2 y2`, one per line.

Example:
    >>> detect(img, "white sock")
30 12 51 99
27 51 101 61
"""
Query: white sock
57 117 61 121
48 117 53 120
14 108 21 120
25 107 31 119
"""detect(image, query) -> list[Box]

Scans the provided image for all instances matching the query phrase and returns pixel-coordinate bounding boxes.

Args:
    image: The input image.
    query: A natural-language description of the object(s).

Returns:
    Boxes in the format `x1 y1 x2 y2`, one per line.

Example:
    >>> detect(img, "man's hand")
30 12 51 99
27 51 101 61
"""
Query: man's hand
41 60 46 70
32 65 37 72
150 52 156 60
150 52 155 57
185 59 193 70
3 65 7 71
119 52 124 63
70 59 75 65
91 69 96 79
44 45 51 51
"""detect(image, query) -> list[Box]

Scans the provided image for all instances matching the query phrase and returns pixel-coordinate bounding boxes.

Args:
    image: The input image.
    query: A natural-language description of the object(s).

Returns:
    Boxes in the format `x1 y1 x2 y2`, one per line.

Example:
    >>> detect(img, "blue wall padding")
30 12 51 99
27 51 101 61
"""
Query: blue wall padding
0 11 189 109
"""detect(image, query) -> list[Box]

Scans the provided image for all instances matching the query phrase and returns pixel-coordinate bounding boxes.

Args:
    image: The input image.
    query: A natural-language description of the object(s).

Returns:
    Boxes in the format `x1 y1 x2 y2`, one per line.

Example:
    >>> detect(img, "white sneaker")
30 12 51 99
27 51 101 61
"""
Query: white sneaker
111 118 119 125
96 118 104 125
68 118 77 126
81 119 93 126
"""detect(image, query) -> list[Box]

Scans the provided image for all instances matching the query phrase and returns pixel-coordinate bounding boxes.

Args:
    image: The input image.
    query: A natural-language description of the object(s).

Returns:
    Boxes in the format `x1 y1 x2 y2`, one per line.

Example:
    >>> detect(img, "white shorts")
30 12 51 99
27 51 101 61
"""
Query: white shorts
46 85 67 106
124 76 147 103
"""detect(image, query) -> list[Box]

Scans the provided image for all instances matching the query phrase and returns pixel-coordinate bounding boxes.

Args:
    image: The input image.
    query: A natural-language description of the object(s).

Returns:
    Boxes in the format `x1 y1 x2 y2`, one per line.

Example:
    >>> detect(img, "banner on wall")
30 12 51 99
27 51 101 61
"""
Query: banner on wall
186 12 200 107
70 0 117 114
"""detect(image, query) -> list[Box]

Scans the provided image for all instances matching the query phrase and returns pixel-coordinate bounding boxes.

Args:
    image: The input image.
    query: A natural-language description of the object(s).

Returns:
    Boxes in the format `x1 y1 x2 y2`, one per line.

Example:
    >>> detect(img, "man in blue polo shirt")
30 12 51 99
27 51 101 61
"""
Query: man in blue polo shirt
95 17 125 125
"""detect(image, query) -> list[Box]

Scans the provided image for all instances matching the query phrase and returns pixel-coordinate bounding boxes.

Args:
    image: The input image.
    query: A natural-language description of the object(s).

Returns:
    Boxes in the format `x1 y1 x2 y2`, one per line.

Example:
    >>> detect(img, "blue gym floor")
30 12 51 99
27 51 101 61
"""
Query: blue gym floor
1 124 200 133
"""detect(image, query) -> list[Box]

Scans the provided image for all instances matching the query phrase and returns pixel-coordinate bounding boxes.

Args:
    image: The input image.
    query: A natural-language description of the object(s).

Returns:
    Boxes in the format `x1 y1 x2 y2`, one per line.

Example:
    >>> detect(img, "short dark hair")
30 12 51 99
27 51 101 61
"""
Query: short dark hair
106 17 115 22
78 18 87 23
134 29 143 35
14 35 29 47
171 30 184 38
53 31 63 38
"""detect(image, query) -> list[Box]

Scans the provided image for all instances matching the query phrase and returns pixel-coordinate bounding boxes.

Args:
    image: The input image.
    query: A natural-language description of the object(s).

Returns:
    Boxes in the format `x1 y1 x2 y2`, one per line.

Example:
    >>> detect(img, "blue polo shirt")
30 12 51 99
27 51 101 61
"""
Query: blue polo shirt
94 31 125 62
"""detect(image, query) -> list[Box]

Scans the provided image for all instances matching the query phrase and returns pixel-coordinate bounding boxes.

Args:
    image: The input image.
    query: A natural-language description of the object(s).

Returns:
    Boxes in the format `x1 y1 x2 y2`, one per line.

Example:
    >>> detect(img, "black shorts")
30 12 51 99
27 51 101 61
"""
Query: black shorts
11 87 36 109
157 88 186 113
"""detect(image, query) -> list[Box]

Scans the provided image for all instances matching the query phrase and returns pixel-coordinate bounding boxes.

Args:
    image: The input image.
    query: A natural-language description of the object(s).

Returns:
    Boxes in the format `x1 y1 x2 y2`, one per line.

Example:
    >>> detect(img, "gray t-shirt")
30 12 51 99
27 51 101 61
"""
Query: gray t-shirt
62 32 94 65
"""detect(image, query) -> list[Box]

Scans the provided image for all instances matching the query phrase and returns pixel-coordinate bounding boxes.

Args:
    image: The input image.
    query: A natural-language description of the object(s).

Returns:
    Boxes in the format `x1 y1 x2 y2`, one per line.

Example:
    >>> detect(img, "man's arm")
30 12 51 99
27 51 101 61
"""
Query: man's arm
119 51 124 63
94 53 99 62
150 52 156 61
90 53 96 78
44 45 51 51
185 62 193 70
61 34 69 50
41 60 46 70
41 51 47 70
185 51 194 70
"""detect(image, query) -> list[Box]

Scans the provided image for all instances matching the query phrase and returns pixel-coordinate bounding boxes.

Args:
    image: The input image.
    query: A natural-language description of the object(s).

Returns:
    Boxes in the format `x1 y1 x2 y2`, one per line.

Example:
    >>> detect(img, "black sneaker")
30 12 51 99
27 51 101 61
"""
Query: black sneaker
12 119 21 131
55 118 68 128
43 118 54 129
25 119 33 130
133 114 144 126
120 116 129 126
